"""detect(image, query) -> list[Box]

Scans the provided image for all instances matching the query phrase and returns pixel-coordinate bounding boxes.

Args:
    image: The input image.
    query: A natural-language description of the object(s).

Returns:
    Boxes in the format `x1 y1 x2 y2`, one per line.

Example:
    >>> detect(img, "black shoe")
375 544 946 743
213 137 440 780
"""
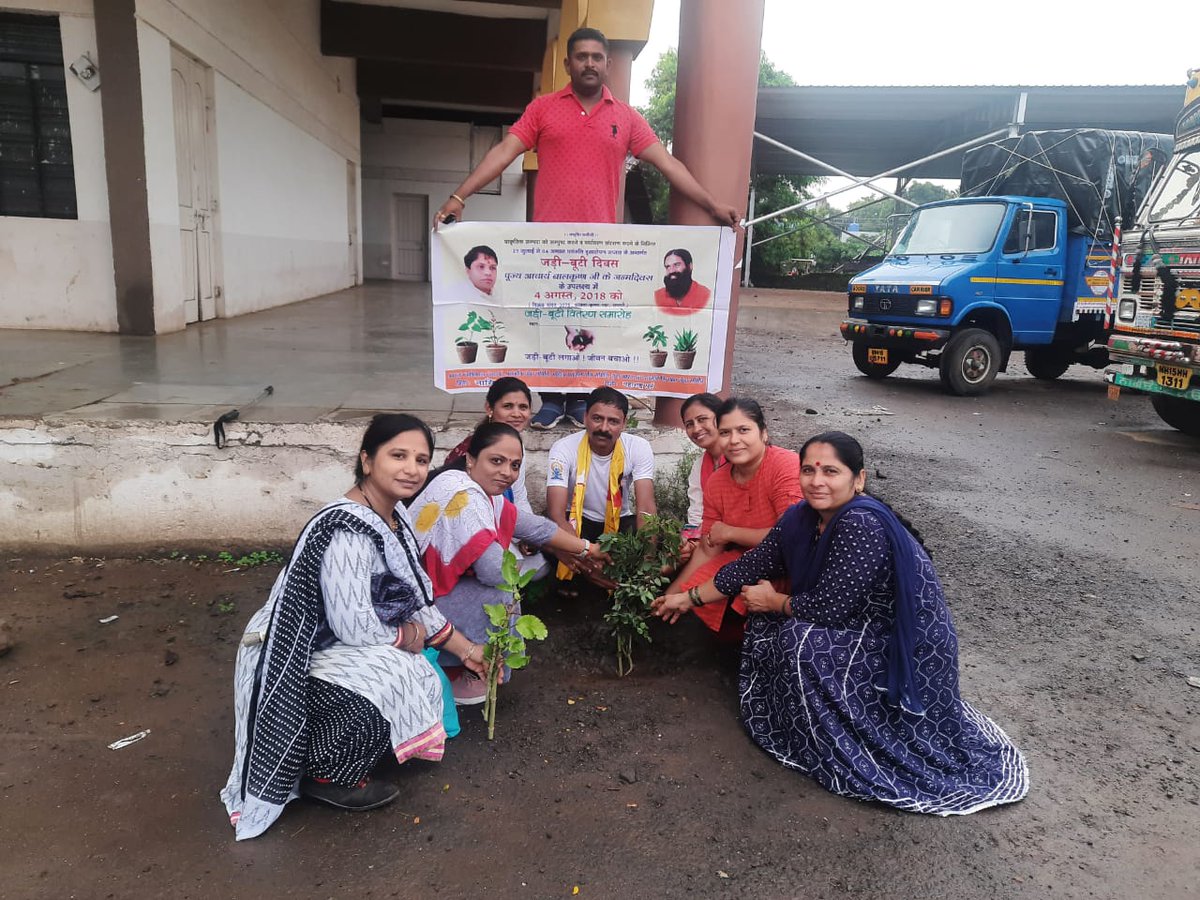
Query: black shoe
300 776 400 811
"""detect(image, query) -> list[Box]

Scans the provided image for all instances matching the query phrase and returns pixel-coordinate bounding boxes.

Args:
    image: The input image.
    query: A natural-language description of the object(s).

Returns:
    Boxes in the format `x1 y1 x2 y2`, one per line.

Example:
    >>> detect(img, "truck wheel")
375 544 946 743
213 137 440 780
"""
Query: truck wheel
1024 347 1071 380
1150 394 1200 437
940 328 1001 396
852 342 901 379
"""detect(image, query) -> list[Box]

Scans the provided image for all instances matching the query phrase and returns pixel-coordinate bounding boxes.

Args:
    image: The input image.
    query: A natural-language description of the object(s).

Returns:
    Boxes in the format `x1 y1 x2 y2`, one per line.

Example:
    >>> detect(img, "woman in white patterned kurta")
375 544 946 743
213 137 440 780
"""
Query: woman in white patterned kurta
220 415 486 840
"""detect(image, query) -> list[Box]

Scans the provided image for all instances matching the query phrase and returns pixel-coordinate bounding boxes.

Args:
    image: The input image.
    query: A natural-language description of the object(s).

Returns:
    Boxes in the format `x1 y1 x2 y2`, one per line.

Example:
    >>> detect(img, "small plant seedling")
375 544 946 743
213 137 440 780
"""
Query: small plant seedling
672 329 699 352
597 514 682 676
216 550 284 568
642 324 667 349
481 550 548 739
218 600 237 615
456 310 490 346
482 312 506 346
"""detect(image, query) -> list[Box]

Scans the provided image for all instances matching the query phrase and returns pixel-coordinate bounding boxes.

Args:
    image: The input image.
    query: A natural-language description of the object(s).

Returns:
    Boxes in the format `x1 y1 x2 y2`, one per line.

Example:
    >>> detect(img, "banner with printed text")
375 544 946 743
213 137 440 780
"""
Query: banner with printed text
431 222 736 397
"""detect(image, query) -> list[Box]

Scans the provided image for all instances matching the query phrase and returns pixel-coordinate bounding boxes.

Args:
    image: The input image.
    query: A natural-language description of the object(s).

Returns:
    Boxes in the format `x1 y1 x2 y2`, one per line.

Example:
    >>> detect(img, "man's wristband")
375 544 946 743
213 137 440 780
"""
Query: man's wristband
450 193 466 206
688 586 703 607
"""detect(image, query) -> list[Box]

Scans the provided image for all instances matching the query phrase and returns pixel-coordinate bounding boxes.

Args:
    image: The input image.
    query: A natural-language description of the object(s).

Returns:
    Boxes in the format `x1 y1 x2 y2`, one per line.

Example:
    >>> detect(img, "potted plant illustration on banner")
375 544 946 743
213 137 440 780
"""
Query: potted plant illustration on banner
643 324 668 368
455 310 488 363
482 312 507 363
672 328 699 370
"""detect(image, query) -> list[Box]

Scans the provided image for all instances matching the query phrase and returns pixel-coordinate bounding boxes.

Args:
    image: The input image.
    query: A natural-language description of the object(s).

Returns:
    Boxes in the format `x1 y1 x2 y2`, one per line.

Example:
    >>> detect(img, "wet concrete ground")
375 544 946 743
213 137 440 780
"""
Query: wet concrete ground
1 295 1198 899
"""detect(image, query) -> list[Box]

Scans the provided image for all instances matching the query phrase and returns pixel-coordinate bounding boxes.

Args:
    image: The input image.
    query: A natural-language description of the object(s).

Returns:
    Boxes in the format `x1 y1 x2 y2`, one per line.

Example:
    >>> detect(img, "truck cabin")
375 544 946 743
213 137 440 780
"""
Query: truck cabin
887 197 1064 261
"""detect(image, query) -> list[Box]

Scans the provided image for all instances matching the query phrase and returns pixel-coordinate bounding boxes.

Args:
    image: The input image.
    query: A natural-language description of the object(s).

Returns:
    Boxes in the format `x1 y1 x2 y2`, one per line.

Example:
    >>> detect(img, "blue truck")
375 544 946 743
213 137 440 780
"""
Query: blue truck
841 130 1171 395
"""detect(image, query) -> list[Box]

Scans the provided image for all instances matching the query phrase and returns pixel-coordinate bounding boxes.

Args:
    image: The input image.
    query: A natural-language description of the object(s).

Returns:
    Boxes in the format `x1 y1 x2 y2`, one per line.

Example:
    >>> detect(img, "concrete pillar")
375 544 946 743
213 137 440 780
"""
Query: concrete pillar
94 0 156 335
608 40 636 222
654 0 765 424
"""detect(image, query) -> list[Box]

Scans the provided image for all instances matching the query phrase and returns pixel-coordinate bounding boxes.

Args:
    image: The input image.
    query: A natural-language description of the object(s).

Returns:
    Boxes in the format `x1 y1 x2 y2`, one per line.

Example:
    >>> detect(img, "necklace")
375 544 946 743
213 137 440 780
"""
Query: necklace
356 483 398 532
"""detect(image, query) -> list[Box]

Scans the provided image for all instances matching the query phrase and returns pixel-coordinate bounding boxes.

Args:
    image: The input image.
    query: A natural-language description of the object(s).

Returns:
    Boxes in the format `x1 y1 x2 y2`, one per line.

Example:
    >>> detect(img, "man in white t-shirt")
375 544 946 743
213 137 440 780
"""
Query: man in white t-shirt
546 387 656 581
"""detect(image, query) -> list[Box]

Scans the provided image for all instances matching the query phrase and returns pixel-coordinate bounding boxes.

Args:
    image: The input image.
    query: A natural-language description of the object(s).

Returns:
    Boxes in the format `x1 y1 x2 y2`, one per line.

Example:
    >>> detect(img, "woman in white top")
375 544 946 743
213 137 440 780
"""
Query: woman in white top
221 414 485 840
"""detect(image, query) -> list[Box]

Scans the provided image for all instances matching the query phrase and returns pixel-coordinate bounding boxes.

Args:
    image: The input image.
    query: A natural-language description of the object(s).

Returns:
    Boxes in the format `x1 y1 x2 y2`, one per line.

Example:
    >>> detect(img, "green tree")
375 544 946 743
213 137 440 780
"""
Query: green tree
636 49 851 279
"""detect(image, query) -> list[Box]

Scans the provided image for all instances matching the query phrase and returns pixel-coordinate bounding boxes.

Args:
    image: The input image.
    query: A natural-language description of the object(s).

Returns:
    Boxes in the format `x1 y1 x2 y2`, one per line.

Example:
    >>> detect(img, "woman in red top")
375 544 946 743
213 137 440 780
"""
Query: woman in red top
665 398 802 637
680 392 726 541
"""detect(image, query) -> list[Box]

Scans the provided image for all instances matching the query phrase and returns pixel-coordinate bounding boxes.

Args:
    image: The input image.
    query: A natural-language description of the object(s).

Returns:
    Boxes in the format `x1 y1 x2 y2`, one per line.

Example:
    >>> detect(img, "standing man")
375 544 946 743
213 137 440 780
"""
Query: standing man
545 387 656 583
434 27 740 429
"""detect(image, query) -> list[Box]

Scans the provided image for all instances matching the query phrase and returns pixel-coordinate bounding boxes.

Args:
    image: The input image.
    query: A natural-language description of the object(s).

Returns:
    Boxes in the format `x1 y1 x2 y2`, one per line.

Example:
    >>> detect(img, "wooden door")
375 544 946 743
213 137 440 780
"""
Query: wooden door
392 193 427 281
171 47 217 322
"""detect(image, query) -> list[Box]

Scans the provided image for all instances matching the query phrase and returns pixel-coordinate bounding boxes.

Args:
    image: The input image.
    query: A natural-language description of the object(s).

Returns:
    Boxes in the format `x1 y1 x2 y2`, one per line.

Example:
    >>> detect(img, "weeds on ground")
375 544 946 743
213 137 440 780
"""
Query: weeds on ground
653 450 697 525
216 550 284 568
482 550 548 740
598 514 682 676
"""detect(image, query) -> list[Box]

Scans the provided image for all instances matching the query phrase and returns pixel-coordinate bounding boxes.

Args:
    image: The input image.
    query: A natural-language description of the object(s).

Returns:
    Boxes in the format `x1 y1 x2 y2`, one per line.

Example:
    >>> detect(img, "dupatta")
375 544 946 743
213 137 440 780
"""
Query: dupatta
411 468 517 597
778 495 927 715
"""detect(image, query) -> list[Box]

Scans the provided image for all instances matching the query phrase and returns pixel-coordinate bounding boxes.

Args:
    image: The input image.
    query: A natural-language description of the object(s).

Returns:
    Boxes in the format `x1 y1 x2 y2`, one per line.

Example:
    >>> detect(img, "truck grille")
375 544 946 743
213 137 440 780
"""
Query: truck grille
860 296 919 316
1125 269 1200 332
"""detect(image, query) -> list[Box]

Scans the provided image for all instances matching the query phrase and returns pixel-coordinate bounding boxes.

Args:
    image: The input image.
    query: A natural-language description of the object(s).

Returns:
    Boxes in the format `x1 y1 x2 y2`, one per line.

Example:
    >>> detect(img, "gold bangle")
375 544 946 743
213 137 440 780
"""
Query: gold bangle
450 193 466 206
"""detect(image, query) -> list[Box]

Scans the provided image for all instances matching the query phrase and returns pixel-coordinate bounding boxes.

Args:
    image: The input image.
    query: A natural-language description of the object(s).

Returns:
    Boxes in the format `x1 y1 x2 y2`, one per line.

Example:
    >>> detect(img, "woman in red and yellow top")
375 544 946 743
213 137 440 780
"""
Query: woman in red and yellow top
665 398 802 638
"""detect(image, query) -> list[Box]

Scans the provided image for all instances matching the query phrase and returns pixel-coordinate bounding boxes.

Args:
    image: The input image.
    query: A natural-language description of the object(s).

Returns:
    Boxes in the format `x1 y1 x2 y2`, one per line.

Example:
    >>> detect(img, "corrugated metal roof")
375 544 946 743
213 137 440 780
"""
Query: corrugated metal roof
753 84 1184 179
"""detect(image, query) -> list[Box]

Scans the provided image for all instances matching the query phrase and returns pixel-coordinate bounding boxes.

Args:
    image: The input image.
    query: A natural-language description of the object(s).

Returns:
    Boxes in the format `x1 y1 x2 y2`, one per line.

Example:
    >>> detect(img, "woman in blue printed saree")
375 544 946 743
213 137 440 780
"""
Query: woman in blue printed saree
653 431 1029 815
220 414 485 840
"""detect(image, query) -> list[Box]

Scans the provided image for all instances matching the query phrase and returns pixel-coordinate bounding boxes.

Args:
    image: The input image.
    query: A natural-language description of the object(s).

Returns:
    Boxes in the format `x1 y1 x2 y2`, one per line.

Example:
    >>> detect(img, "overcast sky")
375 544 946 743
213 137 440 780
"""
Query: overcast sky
628 0 1195 207
631 0 1196 104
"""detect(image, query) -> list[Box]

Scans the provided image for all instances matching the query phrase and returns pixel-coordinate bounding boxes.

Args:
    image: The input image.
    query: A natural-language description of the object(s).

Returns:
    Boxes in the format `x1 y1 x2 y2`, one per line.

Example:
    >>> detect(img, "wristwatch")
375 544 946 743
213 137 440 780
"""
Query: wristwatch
576 538 591 559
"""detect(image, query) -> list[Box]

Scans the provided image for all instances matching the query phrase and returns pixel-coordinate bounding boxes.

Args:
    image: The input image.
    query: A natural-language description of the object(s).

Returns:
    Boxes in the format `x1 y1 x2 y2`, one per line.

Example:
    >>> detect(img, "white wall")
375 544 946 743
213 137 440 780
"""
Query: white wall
0 9 117 331
136 20 186 333
214 75 355 315
134 0 361 329
361 118 527 280
0 0 361 333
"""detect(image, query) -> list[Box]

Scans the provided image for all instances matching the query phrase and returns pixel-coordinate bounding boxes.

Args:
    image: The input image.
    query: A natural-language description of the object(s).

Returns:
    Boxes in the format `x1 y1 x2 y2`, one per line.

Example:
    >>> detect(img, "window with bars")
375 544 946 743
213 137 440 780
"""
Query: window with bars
0 12 76 219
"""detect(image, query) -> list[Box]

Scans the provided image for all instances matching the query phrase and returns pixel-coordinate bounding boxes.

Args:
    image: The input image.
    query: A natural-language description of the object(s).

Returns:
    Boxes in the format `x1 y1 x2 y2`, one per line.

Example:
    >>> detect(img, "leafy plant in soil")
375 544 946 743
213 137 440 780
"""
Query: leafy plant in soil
481 550 548 739
456 310 488 345
482 311 506 346
597 514 682 676
642 324 667 349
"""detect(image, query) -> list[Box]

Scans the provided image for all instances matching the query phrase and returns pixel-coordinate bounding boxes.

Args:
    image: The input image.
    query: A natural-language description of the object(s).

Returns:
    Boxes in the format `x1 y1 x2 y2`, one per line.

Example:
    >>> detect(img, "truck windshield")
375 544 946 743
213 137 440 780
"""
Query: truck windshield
1146 152 1200 223
891 203 1006 255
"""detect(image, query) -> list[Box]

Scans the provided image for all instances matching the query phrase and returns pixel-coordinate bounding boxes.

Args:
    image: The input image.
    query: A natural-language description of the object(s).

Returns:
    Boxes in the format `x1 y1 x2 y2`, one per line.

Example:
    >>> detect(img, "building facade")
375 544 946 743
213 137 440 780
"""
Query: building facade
0 0 652 334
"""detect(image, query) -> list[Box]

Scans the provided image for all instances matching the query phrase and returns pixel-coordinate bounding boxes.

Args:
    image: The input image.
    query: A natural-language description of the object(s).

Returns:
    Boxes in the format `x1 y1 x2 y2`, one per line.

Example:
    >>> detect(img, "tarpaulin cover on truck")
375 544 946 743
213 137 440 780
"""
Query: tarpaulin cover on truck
960 130 1173 237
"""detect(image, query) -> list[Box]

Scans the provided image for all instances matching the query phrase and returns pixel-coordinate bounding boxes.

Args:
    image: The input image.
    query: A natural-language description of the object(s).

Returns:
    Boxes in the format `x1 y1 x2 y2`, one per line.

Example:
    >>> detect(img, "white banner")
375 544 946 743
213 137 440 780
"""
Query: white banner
431 221 736 398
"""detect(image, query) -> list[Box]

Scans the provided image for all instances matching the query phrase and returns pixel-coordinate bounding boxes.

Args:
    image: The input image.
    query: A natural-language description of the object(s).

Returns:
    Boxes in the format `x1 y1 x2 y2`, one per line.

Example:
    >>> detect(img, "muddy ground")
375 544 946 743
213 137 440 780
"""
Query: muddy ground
2 297 1198 899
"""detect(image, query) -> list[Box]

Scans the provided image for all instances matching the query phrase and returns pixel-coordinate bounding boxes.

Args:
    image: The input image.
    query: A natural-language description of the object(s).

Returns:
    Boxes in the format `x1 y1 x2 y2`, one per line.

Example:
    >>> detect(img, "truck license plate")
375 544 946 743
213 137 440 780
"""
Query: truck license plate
868 348 889 365
1156 364 1193 391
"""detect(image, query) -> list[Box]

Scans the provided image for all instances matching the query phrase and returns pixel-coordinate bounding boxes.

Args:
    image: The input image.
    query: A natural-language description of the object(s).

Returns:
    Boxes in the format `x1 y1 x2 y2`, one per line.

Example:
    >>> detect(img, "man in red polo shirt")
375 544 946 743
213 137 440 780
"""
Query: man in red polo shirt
435 27 738 428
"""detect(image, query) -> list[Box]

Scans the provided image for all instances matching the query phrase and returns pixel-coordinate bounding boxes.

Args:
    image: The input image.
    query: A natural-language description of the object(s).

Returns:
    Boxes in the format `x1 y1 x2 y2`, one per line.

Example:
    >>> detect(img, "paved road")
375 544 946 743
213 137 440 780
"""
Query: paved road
739 293 1198 585
733 294 1200 898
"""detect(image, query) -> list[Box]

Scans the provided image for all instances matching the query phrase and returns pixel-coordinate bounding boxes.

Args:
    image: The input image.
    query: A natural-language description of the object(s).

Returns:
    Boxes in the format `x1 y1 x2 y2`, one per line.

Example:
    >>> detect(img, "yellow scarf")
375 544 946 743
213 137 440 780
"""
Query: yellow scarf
557 435 625 580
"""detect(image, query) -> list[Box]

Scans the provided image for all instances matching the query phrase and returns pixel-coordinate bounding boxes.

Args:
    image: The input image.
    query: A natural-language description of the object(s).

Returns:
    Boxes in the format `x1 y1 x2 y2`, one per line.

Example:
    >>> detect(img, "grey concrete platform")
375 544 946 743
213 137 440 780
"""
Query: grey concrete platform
0 283 840 427
0 281 470 427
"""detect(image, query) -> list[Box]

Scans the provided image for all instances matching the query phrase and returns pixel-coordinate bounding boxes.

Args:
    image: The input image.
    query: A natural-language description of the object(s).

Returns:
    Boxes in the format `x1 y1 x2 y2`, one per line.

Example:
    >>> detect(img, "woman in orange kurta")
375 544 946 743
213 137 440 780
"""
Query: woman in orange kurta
665 398 802 636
